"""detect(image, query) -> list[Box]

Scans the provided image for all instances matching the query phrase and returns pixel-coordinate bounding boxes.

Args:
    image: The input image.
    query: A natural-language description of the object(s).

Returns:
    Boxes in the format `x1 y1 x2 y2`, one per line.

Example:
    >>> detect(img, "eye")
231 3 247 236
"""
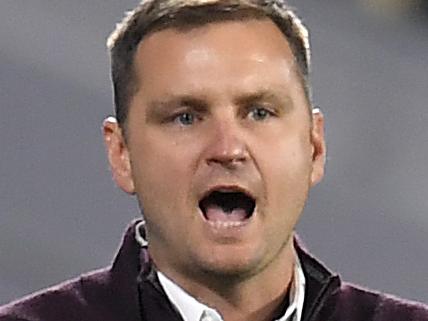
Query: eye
174 112 196 126
248 106 274 121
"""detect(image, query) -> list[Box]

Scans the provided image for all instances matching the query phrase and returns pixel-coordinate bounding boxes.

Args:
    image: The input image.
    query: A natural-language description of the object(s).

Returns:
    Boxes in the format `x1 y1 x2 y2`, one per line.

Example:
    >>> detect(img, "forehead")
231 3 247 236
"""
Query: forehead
133 19 302 99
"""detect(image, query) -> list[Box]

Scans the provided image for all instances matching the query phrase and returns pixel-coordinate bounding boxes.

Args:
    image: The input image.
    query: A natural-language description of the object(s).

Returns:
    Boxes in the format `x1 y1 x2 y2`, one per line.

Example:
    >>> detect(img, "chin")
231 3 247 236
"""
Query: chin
191 247 266 280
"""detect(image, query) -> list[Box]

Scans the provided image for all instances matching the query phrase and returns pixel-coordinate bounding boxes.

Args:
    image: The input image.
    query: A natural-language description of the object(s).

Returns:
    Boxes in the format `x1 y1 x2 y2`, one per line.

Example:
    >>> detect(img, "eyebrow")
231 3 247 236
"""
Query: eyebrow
148 95 209 110
234 90 294 111
145 95 209 120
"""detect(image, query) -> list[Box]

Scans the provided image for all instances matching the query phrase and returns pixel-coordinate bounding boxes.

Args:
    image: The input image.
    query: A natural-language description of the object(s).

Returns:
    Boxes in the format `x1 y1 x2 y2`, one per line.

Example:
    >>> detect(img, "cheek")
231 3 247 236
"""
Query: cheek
129 135 199 208
258 126 312 172
257 133 313 207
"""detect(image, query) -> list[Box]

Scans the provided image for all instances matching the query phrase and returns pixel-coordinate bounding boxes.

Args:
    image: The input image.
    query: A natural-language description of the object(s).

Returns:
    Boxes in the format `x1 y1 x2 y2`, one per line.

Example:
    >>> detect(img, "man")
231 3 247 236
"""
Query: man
0 0 427 320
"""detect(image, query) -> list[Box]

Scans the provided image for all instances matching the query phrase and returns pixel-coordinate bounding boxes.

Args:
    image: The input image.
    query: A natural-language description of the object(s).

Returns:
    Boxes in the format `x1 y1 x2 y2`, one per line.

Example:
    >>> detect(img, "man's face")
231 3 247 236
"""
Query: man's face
104 19 325 281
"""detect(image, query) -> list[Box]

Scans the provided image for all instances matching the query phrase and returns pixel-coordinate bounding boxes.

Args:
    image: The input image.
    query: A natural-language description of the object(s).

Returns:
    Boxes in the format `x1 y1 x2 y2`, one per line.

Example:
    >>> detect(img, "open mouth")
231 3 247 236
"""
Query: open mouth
198 189 256 226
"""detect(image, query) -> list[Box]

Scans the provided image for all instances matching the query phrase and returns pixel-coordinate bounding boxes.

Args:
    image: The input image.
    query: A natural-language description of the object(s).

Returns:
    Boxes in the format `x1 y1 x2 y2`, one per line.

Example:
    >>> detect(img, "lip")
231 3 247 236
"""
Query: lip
198 184 256 204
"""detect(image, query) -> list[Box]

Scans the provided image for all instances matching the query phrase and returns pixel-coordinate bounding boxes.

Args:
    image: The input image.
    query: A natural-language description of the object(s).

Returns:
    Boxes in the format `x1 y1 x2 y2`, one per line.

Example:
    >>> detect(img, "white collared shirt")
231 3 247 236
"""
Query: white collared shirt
157 255 305 321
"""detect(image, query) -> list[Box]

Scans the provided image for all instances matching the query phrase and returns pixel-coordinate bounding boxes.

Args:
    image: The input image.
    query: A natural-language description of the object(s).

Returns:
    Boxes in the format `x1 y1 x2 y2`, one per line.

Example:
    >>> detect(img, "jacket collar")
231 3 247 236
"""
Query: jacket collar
293 237 341 321
110 220 341 321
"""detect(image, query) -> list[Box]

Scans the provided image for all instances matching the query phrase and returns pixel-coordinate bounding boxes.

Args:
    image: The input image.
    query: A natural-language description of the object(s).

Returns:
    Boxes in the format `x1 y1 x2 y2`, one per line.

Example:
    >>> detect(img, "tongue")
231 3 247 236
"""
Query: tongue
205 205 247 222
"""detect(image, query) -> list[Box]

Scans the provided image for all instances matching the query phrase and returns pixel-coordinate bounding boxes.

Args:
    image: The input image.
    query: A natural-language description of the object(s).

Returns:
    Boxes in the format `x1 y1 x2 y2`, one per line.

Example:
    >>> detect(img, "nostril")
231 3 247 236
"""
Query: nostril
206 158 247 172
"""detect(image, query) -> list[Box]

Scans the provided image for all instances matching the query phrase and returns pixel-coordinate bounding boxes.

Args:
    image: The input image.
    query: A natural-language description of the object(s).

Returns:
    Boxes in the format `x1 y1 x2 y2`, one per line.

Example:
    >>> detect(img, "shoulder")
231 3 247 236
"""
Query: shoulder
332 282 428 321
0 268 111 321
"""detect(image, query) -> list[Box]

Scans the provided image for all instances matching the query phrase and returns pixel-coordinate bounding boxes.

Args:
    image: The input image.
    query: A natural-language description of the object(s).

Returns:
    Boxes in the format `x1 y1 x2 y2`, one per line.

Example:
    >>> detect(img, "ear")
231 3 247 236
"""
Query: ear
102 117 135 194
310 108 326 187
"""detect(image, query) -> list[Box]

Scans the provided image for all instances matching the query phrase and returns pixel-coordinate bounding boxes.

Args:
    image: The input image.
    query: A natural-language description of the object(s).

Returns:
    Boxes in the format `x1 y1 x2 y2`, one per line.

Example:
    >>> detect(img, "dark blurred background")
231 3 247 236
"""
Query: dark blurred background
1 0 427 305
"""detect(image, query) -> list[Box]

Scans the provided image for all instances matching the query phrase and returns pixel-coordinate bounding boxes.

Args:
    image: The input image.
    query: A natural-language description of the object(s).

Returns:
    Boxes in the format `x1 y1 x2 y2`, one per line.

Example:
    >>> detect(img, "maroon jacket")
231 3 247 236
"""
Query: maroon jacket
1 220 427 321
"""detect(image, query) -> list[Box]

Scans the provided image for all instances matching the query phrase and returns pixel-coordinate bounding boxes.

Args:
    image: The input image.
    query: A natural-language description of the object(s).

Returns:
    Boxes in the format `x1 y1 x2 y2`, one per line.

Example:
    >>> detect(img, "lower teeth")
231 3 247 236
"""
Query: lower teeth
208 221 245 228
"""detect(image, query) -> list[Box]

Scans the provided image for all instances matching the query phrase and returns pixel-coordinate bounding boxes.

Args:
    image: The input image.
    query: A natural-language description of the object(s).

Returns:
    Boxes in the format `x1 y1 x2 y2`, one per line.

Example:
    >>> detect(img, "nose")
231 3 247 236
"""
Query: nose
204 120 249 169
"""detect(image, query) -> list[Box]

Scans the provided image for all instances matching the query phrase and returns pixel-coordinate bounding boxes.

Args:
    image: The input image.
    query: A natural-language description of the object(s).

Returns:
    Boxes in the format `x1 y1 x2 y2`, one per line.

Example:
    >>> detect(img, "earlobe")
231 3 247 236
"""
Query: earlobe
102 117 136 194
310 109 326 187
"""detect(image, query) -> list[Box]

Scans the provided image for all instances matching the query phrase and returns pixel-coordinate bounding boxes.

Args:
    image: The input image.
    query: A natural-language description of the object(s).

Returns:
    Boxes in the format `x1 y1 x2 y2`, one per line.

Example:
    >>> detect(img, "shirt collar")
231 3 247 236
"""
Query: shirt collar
157 251 305 321
157 271 220 321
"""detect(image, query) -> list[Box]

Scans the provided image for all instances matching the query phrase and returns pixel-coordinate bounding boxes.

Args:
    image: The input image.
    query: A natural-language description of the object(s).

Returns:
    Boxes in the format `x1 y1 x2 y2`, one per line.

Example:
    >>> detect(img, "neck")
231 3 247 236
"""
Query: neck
156 238 296 321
